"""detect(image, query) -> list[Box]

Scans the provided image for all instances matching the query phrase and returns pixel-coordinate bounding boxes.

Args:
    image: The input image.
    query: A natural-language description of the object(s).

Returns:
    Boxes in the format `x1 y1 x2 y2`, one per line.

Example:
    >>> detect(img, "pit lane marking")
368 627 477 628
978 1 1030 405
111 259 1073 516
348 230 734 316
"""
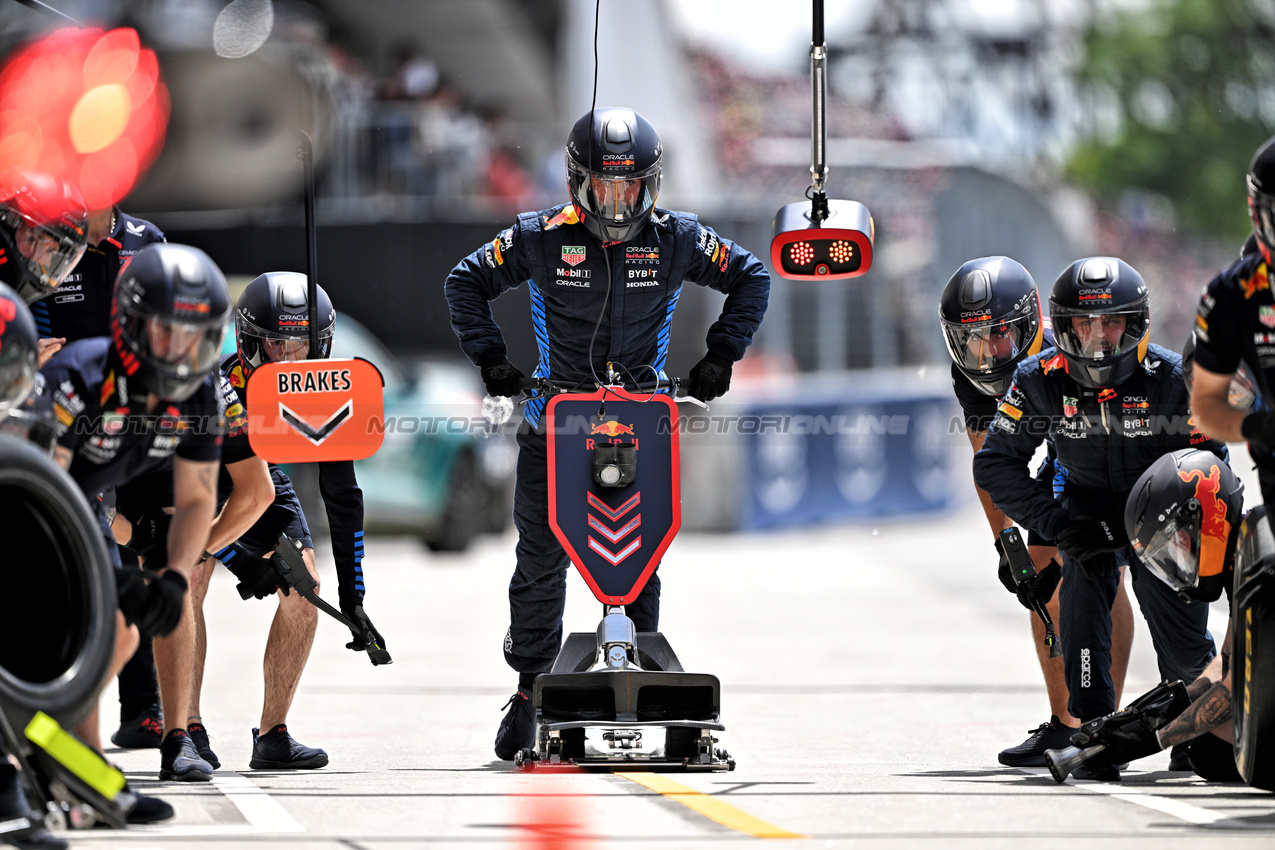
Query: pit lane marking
617 772 805 839
1020 768 1245 827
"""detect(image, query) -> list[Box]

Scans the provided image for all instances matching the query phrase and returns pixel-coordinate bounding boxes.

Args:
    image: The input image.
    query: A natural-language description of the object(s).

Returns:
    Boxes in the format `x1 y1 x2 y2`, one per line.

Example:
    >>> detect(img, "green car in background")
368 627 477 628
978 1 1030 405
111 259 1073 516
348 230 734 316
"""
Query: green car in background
223 313 516 551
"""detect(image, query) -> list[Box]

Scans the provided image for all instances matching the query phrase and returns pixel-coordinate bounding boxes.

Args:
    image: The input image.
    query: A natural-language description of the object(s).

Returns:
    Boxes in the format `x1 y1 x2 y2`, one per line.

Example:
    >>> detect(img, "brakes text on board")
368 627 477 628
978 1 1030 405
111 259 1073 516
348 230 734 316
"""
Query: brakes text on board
277 369 353 394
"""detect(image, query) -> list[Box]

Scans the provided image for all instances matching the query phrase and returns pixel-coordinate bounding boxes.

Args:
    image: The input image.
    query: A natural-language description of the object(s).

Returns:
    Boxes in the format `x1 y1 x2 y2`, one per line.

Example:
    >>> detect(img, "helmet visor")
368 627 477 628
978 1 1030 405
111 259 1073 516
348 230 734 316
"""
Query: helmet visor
942 313 1035 375
2 210 86 288
1249 178 1275 254
1051 304 1148 361
119 299 226 388
1136 502 1201 593
237 313 334 373
567 157 660 223
0 337 35 412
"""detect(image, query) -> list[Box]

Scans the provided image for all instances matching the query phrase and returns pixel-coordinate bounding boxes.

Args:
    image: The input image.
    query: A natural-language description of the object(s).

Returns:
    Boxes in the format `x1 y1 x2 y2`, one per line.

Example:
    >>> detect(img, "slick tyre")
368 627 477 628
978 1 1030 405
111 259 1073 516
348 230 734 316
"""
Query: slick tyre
0 436 116 733
1234 583 1275 792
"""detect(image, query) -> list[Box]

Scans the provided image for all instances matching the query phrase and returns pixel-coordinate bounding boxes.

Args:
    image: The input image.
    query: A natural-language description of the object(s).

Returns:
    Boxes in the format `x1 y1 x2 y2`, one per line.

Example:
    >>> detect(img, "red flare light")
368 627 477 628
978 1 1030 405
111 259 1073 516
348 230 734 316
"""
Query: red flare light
0 27 168 208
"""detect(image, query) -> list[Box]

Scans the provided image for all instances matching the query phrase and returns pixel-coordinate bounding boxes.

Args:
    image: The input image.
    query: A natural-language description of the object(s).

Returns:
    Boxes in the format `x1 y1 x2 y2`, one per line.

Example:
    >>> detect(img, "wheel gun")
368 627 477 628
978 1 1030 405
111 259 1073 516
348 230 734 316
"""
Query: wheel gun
236 534 392 666
999 527 1062 659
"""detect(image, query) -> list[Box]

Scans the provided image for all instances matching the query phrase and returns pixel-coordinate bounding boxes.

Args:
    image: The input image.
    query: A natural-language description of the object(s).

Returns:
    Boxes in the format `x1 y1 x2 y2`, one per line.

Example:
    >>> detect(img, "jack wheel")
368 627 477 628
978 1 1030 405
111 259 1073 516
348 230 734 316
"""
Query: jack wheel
514 748 536 770
716 748 735 770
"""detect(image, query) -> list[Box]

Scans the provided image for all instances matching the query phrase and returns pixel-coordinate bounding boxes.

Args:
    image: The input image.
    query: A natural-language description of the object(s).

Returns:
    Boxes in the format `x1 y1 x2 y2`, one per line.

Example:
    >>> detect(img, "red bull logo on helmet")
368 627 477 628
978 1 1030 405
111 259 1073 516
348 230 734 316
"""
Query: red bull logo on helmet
1178 465 1231 577
591 420 634 437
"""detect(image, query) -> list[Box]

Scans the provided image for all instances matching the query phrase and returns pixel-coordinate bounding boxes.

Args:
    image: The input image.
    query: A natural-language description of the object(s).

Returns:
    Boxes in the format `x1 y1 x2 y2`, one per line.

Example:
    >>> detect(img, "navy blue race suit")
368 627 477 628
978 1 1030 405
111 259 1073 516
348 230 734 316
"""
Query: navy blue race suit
445 203 770 675
219 354 367 613
41 337 224 569
32 208 165 341
1192 252 1275 503
974 344 1220 720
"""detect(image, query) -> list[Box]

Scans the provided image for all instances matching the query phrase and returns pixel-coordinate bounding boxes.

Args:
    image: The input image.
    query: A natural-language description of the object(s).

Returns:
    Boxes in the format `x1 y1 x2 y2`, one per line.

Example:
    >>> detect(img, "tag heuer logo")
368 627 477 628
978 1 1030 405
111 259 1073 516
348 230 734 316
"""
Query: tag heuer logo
1261 306 1275 328
1063 396 1079 418
561 246 586 266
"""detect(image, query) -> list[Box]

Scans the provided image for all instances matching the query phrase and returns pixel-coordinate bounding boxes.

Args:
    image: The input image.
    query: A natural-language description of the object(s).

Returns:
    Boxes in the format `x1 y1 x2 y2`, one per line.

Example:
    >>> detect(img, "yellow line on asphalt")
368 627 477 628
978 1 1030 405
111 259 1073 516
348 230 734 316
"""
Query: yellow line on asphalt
617 772 806 839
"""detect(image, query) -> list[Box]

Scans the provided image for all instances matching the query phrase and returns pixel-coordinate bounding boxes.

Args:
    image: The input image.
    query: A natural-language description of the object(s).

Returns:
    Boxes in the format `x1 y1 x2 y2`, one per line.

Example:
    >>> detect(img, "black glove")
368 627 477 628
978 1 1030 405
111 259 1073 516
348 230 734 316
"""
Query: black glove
687 352 733 401
480 356 524 398
227 552 290 600
1023 559 1062 610
1056 516 1126 579
125 510 171 568
120 570 187 638
1242 411 1275 448
342 604 387 652
994 538 1017 595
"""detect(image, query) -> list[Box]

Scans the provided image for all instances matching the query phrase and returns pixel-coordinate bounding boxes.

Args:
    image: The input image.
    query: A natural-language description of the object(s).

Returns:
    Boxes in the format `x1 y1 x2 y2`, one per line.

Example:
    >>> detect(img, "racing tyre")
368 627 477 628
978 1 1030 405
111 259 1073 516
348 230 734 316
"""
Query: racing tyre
427 451 481 553
0 436 116 733
1233 505 1275 792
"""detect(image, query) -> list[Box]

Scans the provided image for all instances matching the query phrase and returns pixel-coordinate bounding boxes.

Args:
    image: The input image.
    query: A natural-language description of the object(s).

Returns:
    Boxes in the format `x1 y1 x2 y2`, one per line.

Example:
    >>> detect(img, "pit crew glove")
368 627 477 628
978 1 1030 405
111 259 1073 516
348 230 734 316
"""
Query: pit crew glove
342 604 387 653
1056 517 1127 579
1241 410 1275 448
227 553 290 600
687 351 733 401
994 538 1017 595
121 570 187 638
480 356 524 398
1023 560 1062 610
124 510 172 568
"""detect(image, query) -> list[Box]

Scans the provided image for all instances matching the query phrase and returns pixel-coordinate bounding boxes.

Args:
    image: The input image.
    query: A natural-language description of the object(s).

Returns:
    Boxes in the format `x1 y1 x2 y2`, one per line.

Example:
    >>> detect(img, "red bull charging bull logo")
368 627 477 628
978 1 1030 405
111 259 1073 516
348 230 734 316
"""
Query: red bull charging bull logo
591 420 635 438
1178 465 1231 577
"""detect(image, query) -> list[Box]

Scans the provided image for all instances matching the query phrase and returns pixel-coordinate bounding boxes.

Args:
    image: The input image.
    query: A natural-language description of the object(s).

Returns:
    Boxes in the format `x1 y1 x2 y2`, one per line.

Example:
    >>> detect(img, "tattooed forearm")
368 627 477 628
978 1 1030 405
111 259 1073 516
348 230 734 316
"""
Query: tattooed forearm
1158 681 1234 749
197 464 216 494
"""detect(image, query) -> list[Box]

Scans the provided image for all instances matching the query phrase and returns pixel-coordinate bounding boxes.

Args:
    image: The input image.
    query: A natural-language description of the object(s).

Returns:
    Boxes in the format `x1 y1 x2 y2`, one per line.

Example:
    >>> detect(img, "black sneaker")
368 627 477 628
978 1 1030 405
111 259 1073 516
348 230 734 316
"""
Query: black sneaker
187 722 220 769
125 790 174 824
1073 763 1122 782
998 716 1078 767
2 823 68 850
249 725 329 770
493 687 535 761
158 730 213 782
110 710 163 749
1167 742 1193 771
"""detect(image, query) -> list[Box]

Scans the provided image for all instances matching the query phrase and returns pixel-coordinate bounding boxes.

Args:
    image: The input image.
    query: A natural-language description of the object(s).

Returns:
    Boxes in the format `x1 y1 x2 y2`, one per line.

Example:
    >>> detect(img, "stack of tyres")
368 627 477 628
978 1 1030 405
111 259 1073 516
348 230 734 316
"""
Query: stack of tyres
1233 505 1275 792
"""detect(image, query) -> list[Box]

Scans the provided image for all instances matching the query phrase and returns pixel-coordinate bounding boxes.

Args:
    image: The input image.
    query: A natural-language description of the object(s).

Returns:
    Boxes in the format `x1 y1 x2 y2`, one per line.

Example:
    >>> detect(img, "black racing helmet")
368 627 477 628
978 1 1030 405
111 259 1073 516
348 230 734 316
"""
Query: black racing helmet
0 171 88 304
1125 448 1244 603
1049 257 1150 389
939 256 1043 396
566 107 662 244
111 243 232 402
235 271 334 378
0 281 38 413
1247 134 1275 265
1182 333 1257 414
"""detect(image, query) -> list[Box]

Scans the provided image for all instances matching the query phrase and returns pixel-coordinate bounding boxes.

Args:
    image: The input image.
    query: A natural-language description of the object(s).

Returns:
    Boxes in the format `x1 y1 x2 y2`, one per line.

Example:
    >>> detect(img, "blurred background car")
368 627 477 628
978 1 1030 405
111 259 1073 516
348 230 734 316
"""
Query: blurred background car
224 313 517 552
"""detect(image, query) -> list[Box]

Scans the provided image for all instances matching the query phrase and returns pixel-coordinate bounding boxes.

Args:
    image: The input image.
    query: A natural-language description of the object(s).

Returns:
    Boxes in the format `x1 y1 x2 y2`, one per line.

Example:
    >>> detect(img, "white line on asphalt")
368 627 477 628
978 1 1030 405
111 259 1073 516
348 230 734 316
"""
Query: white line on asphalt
210 772 305 832
1020 768 1251 828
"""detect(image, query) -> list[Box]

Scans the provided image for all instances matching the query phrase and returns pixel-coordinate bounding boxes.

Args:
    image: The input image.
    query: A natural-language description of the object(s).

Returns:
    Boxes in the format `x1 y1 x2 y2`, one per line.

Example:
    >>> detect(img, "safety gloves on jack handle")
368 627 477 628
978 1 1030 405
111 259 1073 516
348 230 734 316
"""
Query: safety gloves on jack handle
480 356 525 398
224 550 291 600
993 537 1061 611
1055 516 1128 581
117 569 188 637
341 605 387 654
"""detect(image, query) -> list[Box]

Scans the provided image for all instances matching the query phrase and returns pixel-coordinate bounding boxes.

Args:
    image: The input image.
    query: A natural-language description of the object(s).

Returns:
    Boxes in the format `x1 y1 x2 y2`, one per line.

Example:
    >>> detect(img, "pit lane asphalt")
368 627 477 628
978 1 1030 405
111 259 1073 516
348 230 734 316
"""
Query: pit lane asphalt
76 495 1274 849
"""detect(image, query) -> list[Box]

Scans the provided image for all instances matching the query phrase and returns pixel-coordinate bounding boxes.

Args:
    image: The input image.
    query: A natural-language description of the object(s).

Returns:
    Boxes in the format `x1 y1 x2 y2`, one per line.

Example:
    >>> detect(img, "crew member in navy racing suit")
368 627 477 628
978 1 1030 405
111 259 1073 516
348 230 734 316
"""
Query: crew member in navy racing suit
975 256 1222 780
31 203 165 365
1192 134 1275 507
41 243 231 783
1058 448 1246 781
27 200 170 752
940 256 1135 766
445 107 770 760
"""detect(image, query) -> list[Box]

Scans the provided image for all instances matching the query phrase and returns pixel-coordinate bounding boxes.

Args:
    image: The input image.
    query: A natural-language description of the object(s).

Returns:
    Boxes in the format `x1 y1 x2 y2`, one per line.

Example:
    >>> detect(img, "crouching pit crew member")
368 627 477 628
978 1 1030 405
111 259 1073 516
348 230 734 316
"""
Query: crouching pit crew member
40 242 231 782
444 106 770 760
940 255 1135 766
1048 449 1245 782
975 257 1221 780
